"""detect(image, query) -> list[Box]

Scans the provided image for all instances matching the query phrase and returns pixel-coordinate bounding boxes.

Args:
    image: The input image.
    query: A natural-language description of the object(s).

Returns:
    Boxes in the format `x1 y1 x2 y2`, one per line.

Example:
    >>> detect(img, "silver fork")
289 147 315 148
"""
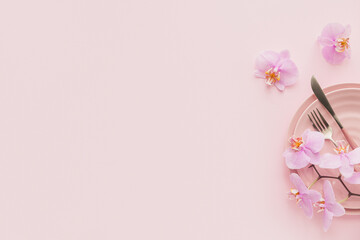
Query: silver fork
307 108 337 147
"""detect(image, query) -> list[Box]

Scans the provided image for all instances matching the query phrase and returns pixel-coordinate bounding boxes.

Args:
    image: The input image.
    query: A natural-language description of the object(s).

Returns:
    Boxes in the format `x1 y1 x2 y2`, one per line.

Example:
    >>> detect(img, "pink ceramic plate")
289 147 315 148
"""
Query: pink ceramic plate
288 83 360 215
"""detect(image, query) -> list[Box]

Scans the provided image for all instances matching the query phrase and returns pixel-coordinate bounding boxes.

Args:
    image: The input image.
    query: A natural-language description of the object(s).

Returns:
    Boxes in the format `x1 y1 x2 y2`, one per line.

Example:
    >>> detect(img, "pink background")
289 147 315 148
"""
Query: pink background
0 0 360 239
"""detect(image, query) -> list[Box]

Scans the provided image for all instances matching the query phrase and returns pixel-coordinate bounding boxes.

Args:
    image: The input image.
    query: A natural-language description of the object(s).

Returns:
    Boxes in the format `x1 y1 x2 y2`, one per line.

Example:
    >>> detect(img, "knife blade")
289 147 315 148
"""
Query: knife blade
311 76 343 129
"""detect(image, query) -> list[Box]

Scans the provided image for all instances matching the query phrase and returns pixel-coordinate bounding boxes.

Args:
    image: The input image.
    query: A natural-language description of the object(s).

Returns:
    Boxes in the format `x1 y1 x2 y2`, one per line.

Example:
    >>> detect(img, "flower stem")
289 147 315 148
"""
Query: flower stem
338 196 349 204
308 177 320 189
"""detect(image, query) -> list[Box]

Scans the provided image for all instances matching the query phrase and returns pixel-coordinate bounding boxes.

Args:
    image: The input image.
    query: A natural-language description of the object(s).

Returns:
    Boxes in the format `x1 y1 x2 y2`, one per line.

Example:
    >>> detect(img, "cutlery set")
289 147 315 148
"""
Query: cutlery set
309 76 358 149
310 76 358 149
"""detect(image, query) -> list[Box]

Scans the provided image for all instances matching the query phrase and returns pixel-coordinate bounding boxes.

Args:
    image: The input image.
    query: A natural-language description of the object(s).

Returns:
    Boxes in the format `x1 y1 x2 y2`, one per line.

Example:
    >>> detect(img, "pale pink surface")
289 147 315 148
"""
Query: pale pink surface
0 0 360 239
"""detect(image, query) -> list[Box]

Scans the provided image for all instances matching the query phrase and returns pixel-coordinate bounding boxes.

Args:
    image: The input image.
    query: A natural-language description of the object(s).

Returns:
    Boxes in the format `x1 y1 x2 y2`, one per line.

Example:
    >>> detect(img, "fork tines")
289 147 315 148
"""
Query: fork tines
307 108 329 132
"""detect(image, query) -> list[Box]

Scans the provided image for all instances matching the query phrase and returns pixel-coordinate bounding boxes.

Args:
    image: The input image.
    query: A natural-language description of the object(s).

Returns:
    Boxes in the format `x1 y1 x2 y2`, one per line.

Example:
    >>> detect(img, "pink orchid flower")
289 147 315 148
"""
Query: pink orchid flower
254 50 298 91
319 141 360 178
284 129 325 169
314 180 345 232
289 173 322 218
318 23 351 65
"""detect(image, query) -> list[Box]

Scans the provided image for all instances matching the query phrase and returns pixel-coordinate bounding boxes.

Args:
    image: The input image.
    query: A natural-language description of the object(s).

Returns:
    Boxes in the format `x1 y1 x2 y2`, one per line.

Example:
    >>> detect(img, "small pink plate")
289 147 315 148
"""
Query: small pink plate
288 83 360 215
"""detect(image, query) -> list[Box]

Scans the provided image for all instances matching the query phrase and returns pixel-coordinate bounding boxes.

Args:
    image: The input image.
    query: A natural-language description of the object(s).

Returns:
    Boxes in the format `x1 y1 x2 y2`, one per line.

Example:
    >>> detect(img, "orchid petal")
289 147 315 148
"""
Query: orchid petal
299 198 313 219
320 23 346 40
323 180 336 203
307 190 322 203
326 202 345 217
344 172 360 184
348 147 360 165
301 129 310 139
284 150 310 169
323 209 334 232
318 36 334 46
302 130 324 153
278 60 298 87
254 51 279 73
319 153 342 169
289 173 308 193
322 46 347 65
278 71 298 87
307 151 321 165
339 160 354 178
274 81 285 91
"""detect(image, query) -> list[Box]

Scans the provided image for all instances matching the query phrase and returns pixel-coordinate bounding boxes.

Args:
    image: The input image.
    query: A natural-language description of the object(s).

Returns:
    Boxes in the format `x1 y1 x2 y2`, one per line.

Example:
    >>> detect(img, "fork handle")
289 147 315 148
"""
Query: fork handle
341 128 359 149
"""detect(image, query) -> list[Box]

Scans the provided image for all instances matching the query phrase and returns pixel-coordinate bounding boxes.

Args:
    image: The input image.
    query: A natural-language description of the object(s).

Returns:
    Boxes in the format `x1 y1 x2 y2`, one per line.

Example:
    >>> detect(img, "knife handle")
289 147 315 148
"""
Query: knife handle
341 128 359 149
